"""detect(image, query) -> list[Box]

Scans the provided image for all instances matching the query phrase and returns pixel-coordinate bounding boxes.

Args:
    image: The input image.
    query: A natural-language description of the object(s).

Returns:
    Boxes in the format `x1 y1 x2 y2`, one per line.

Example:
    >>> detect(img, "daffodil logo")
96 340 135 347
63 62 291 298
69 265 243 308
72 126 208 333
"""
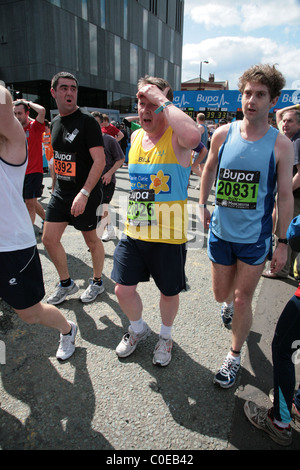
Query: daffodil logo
150 170 170 194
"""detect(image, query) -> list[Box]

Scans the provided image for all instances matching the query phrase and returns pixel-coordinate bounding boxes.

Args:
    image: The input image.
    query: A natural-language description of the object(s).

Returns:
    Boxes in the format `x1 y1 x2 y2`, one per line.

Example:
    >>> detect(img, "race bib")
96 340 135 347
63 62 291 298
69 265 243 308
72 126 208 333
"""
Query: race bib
127 189 156 226
54 151 76 182
216 168 260 209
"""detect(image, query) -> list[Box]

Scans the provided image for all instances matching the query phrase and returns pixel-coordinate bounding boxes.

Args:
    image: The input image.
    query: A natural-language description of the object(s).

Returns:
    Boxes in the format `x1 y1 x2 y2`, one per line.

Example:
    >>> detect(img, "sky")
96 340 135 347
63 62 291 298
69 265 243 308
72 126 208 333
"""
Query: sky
182 0 300 90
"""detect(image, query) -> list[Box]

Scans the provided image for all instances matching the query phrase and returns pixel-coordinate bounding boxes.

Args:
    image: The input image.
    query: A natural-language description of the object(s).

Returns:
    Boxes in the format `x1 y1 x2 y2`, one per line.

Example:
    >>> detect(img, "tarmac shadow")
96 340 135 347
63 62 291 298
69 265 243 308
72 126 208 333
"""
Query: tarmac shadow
0 339 113 450
0 317 113 450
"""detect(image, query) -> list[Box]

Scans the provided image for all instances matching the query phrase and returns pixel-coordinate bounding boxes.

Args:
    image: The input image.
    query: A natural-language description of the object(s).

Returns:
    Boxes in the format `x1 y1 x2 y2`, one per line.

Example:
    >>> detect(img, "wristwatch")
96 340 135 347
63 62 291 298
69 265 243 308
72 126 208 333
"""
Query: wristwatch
80 188 90 198
278 238 288 244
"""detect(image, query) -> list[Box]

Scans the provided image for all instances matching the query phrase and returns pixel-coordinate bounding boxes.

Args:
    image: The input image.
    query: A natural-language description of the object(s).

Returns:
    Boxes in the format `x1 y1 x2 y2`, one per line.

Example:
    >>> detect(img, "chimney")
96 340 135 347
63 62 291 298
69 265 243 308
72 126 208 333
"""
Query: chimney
209 74 215 82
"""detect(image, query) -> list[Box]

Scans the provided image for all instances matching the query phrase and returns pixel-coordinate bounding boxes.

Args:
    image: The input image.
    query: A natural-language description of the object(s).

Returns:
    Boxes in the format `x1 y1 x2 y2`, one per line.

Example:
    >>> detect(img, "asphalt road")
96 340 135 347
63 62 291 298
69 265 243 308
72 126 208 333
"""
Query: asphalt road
0 168 299 452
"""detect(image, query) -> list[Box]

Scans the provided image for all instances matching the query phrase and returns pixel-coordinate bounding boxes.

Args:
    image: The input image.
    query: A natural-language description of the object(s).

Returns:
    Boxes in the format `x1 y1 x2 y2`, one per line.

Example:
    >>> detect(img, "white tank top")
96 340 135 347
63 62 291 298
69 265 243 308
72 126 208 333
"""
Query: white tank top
0 150 36 251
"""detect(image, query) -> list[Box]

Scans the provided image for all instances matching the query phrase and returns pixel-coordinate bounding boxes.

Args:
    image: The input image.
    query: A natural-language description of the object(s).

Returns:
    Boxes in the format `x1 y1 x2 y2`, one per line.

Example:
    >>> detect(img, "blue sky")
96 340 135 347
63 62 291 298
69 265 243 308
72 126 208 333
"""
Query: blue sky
182 0 300 90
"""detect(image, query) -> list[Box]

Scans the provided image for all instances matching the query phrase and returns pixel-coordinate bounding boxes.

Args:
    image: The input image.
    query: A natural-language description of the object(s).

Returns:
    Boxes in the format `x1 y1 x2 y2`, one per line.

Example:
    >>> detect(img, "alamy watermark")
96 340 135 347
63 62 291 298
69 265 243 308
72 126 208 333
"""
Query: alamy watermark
96 195 206 251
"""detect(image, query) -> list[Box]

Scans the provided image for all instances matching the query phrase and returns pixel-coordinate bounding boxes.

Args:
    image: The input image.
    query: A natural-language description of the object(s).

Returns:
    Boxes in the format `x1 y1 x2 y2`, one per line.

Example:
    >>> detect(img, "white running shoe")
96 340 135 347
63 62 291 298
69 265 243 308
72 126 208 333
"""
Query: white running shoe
153 336 173 367
56 321 77 361
102 225 115 241
47 281 79 305
80 279 104 303
116 323 151 358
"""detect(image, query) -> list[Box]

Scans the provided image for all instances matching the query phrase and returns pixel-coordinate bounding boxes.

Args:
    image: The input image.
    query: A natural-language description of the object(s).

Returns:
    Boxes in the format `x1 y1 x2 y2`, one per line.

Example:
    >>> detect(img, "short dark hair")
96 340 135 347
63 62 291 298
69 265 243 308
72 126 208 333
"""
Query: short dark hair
51 72 79 90
137 75 173 102
13 100 29 113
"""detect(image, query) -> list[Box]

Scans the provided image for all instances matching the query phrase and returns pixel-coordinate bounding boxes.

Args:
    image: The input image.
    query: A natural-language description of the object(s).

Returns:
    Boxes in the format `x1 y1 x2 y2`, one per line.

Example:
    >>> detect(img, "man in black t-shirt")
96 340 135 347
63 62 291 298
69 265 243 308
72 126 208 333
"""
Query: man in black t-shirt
42 72 106 304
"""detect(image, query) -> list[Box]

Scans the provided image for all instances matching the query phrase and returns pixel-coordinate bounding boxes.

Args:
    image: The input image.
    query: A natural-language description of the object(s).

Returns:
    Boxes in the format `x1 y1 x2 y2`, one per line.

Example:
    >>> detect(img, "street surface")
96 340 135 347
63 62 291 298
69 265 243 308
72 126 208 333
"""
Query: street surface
0 168 299 452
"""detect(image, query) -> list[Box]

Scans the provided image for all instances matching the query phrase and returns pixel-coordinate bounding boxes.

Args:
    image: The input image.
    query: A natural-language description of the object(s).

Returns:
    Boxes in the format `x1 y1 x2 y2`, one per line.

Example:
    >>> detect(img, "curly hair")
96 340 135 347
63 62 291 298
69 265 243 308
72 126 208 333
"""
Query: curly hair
238 64 286 100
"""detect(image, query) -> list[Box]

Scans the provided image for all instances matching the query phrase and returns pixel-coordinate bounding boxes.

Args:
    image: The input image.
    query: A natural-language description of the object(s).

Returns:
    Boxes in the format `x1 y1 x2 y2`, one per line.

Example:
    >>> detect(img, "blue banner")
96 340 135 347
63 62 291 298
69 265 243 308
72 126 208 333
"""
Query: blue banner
173 89 300 113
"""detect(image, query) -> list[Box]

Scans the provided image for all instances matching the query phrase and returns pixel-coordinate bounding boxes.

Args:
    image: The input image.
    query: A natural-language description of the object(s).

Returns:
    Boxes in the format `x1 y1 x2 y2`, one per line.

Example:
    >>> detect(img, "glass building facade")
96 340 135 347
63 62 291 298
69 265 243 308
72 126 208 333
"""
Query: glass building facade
0 0 184 118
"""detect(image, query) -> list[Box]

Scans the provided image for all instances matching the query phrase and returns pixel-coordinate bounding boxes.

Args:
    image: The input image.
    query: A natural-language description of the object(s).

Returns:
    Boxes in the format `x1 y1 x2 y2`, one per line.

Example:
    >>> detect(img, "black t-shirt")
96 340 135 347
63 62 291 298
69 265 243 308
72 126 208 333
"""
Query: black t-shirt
51 108 104 196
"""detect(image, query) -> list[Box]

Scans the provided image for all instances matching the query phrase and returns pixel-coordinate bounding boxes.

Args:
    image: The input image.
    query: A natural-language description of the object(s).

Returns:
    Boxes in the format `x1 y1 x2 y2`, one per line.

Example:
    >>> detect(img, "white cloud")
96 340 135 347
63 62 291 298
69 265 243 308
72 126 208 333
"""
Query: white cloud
182 35 300 89
241 3 300 31
182 0 300 89
184 0 300 32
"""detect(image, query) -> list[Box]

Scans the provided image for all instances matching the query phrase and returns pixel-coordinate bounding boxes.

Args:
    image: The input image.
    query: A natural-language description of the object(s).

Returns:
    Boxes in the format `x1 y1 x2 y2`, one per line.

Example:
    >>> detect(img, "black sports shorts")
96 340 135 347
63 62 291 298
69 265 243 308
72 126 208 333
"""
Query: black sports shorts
111 236 187 296
0 245 45 310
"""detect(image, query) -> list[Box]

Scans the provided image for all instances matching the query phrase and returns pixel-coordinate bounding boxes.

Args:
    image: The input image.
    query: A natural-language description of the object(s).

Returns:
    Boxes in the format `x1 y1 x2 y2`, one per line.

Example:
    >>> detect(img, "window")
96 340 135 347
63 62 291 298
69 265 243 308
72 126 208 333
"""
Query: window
100 0 106 29
124 0 128 39
49 0 61 7
89 23 98 75
143 9 148 49
115 36 121 81
82 0 88 20
130 43 138 85
148 52 155 76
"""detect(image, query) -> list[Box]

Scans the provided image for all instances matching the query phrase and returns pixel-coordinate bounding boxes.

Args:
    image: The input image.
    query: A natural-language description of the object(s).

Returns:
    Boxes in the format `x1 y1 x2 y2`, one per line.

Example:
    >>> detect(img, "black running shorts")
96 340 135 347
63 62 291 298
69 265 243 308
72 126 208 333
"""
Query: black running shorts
0 246 45 310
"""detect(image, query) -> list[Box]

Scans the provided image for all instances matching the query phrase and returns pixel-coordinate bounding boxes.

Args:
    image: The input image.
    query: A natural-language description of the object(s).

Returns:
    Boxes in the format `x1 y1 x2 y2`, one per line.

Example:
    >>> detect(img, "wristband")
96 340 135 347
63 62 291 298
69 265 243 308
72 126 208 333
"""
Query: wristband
80 188 90 198
278 238 288 244
155 101 173 114
199 204 207 208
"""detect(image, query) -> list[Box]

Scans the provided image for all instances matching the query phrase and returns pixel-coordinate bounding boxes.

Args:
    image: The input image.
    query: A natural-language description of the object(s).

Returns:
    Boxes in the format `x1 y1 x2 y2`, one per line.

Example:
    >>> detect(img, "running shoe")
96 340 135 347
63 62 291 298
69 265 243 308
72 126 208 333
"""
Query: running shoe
80 279 104 303
153 336 173 367
221 302 234 327
56 321 77 361
244 401 292 446
213 353 240 388
116 323 151 358
47 280 79 305
102 225 115 242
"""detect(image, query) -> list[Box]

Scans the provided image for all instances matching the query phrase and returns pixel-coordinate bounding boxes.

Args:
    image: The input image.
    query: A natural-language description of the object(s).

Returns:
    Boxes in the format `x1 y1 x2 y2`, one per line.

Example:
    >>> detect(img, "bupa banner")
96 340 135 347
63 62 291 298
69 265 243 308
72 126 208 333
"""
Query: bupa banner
173 89 300 114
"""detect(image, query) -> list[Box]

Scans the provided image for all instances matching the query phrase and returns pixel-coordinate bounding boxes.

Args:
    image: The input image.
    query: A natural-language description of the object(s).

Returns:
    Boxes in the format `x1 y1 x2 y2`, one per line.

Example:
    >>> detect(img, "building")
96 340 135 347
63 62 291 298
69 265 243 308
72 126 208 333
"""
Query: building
181 74 229 91
0 0 184 117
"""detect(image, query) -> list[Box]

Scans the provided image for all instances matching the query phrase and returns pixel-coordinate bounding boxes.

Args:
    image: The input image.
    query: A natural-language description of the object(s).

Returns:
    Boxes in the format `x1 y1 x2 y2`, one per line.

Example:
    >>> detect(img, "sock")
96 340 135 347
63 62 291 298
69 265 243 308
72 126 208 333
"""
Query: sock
61 278 71 287
130 318 145 334
273 417 290 429
224 301 233 308
228 351 240 364
160 324 172 339
93 277 102 286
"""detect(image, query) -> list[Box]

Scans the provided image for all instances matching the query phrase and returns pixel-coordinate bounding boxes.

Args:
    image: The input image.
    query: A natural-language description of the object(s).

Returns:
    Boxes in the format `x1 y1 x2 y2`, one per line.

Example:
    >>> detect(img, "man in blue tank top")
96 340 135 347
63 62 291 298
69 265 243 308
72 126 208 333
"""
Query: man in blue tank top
199 64 294 389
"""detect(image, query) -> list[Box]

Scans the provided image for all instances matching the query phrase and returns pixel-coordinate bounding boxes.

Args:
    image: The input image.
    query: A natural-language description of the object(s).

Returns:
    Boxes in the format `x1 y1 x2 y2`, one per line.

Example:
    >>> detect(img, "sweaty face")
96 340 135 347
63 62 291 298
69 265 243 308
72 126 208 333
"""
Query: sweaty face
241 82 277 122
138 94 164 134
51 78 78 116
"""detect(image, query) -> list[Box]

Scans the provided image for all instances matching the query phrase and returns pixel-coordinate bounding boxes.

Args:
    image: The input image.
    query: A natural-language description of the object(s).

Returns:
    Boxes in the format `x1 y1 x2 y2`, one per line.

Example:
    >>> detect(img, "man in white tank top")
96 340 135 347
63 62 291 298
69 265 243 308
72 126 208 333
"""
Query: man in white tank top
0 84 77 361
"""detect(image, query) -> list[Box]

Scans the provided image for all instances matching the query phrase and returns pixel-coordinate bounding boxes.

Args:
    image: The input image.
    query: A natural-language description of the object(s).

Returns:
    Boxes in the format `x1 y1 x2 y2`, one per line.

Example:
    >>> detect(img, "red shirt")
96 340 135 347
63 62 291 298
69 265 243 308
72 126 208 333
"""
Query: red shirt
101 123 119 138
24 120 45 175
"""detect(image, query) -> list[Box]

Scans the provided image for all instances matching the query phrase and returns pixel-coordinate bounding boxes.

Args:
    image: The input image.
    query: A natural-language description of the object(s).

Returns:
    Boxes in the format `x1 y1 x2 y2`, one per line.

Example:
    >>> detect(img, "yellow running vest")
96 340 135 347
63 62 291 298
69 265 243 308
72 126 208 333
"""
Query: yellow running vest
124 127 191 244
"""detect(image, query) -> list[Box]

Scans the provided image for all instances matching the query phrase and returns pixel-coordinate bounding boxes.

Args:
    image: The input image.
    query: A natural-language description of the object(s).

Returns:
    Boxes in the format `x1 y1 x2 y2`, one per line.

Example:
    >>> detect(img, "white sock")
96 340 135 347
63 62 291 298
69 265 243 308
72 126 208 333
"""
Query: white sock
273 417 290 429
224 301 233 308
227 352 240 364
130 318 145 334
160 324 172 339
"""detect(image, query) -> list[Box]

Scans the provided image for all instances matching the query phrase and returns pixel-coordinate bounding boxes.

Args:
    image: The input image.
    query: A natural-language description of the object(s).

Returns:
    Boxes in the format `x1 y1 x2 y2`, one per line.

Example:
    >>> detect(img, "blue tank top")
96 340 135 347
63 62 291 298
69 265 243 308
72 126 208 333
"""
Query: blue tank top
211 121 278 243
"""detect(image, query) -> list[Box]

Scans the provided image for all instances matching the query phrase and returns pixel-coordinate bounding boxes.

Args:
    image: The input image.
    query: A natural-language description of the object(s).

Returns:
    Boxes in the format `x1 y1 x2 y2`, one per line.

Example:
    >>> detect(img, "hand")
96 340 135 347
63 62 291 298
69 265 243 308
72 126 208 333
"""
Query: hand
199 207 211 231
269 243 288 273
136 84 169 106
102 173 112 185
70 192 88 217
